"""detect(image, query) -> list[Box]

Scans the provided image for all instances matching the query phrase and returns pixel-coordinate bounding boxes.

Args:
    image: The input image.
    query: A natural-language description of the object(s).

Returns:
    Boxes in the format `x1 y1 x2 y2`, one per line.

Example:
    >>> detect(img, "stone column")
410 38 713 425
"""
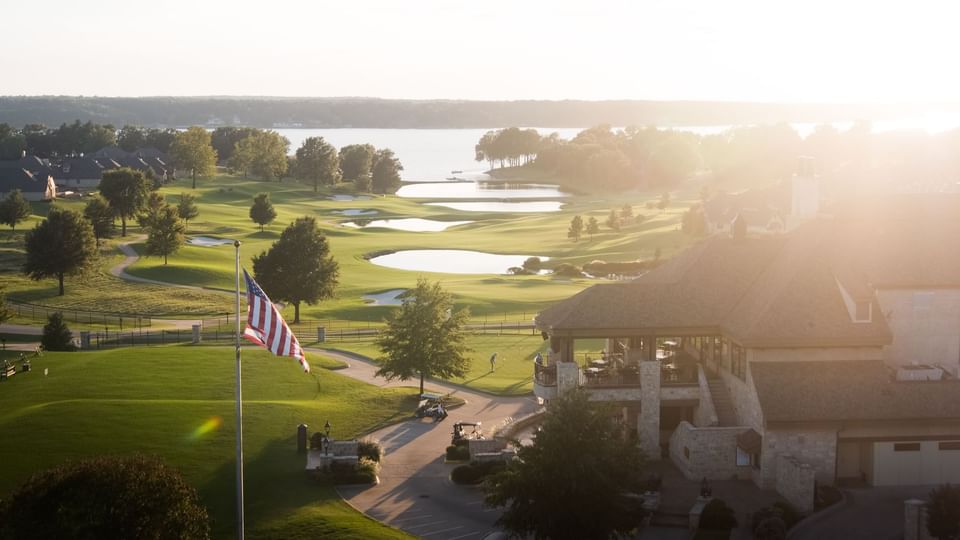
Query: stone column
557 361 581 396
904 499 925 540
639 359 661 459
191 324 202 344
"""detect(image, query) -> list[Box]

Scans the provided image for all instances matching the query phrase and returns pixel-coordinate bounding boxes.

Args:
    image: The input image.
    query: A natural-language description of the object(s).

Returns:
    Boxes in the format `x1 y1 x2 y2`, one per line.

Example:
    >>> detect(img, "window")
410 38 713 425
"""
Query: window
894 443 921 452
736 447 750 466
939 442 960 451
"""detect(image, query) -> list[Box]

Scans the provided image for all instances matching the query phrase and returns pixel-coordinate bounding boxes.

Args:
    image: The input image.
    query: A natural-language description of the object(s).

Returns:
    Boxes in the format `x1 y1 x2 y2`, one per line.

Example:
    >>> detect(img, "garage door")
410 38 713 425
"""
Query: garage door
873 441 960 486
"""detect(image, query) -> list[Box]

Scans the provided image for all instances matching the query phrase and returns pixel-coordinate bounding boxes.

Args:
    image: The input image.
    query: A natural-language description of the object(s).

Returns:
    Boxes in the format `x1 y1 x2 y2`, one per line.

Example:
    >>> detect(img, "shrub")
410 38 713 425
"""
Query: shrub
446 445 470 461
0 455 210 539
451 460 506 485
814 485 842 510
928 484 960 540
552 263 583 278
41 312 75 351
309 432 326 450
357 439 383 463
753 516 786 540
699 498 738 531
772 501 799 528
324 458 378 485
522 257 542 271
752 501 799 533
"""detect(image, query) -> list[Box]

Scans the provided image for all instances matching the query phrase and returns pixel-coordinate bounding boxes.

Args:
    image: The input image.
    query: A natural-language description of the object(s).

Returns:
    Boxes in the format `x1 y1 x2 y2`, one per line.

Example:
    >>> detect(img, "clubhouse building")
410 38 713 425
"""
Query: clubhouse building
533 195 960 510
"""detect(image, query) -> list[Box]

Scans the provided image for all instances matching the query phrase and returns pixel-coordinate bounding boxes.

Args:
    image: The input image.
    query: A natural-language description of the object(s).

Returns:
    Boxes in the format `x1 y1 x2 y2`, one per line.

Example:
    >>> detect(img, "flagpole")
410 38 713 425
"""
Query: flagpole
234 240 245 540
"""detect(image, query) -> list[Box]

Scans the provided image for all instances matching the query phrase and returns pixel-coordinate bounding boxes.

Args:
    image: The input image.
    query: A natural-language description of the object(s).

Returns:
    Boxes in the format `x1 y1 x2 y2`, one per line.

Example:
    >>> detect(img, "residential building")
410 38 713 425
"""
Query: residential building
0 167 56 201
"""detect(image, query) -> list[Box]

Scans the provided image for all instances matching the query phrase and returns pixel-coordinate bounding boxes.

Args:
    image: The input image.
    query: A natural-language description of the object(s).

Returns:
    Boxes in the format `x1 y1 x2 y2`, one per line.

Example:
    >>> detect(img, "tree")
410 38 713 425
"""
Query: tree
375 279 471 395
252 217 338 323
354 174 372 193
0 455 210 540
605 208 621 232
170 126 218 189
0 189 32 231
295 137 340 192
249 193 277 232
567 215 583 242
699 499 738 531
657 191 671 210
137 191 166 230
177 192 199 232
371 148 403 194
522 257 542 272
211 126 261 163
681 204 707 236
23 207 97 296
230 131 289 181
41 312 75 351
928 484 960 540
144 205 185 265
484 390 646 539
620 203 634 221
339 144 376 181
585 216 600 240
99 168 149 236
83 194 114 246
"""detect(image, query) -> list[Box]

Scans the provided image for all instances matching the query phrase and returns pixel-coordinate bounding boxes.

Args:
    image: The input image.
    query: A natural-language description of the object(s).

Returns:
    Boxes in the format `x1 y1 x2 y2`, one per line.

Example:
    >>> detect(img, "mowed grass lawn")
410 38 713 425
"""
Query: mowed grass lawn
0 346 414 539
324 334 548 395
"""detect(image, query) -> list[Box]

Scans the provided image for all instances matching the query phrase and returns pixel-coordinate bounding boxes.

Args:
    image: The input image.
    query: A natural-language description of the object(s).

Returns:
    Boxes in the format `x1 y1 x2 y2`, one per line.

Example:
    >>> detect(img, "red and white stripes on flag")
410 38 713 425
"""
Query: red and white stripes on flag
242 269 309 373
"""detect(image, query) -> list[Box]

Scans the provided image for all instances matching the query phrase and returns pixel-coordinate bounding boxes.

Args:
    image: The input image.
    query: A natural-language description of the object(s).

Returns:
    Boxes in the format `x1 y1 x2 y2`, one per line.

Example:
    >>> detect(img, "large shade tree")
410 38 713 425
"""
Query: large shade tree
295 136 340 192
0 189 32 231
170 126 218 189
82 194 114 246
252 216 339 323
23 207 97 295
375 279 471 395
144 204 186 265
230 131 289 181
99 167 149 236
484 390 647 539
371 148 403 194
0 455 210 540
339 143 376 181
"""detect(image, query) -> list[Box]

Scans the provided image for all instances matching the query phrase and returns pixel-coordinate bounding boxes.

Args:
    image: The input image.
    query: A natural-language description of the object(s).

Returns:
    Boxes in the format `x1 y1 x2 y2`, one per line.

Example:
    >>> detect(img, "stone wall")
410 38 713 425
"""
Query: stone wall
556 361 580 396
585 387 643 402
468 438 507 460
668 421 754 480
878 288 960 376
775 454 816 512
693 365 719 427
760 429 836 488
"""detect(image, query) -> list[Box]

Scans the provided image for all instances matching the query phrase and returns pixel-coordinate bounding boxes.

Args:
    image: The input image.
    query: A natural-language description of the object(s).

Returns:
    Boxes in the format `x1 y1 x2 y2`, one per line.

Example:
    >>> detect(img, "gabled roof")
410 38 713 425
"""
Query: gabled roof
58 157 105 180
752 360 960 423
90 146 130 160
94 158 121 170
537 219 894 347
0 168 49 193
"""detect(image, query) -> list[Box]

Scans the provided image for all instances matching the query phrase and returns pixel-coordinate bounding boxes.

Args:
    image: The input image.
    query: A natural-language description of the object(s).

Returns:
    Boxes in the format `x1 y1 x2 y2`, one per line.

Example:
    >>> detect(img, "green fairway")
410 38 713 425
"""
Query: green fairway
1 174 694 325
326 333 547 395
0 345 414 539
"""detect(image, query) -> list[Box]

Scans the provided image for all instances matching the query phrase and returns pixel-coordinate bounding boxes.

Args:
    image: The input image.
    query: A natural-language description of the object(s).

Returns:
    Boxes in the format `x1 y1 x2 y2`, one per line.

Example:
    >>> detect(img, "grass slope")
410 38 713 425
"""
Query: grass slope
0 345 414 539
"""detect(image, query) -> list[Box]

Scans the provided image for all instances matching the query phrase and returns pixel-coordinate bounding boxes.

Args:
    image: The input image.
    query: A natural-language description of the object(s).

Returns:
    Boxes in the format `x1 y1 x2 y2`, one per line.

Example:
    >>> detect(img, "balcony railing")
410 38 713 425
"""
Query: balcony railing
534 362 557 387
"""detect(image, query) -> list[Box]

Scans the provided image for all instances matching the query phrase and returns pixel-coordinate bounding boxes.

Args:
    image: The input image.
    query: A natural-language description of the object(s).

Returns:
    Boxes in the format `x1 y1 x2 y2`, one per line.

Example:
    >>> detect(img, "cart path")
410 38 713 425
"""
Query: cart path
317 349 539 539
109 235 209 292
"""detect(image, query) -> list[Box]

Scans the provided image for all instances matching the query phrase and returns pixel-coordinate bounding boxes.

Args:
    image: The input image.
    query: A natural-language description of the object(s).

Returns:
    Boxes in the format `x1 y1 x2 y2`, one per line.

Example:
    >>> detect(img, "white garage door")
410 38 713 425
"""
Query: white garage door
873 441 960 486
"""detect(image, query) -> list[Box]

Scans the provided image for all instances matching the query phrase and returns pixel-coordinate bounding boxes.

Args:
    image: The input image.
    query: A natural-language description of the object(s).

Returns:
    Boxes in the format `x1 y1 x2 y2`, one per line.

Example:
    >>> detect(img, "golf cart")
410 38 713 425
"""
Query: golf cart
415 392 448 421
451 421 483 445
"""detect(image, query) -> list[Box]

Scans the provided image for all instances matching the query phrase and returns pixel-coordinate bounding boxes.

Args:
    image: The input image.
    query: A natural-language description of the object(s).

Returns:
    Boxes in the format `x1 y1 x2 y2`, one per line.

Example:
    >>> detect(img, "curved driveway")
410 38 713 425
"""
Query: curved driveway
317 349 539 540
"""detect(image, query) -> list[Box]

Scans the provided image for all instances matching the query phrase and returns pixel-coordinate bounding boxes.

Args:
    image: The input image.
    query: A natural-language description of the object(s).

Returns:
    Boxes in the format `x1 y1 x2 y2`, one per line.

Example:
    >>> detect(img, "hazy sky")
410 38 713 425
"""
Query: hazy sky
6 0 959 103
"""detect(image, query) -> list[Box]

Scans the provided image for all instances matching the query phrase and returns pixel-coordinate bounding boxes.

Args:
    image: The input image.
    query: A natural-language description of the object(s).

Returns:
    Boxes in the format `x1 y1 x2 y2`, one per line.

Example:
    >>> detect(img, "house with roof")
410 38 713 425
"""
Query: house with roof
533 195 960 510
0 167 56 201
89 147 170 182
56 157 106 189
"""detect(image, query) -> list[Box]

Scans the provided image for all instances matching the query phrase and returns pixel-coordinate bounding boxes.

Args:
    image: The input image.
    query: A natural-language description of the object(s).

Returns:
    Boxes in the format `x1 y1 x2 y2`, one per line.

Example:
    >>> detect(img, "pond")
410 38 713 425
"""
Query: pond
187 236 234 247
334 209 379 216
342 218 473 232
369 250 549 274
362 289 407 306
328 194 372 201
424 201 564 213
396 181 568 199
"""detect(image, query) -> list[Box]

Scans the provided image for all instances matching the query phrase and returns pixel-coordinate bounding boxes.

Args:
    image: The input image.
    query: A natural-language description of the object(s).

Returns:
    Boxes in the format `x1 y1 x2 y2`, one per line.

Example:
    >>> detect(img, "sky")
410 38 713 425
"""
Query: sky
5 0 960 104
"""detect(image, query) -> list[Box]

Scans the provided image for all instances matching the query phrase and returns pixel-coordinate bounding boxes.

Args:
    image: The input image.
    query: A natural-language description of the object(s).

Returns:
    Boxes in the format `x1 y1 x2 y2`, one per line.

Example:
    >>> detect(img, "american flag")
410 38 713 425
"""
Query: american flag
242 269 309 373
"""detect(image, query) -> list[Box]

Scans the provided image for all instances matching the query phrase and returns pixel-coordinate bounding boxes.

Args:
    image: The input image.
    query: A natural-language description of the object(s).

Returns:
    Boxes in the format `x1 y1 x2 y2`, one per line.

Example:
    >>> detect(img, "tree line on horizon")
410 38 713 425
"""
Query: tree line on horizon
476 122 960 193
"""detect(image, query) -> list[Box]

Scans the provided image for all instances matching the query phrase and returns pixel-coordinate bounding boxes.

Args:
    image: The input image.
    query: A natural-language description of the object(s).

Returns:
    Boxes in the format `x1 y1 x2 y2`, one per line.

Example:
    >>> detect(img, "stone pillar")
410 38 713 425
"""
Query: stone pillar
557 361 581 396
192 324 202 344
639 359 661 459
317 327 326 342
904 499 925 540
80 331 91 349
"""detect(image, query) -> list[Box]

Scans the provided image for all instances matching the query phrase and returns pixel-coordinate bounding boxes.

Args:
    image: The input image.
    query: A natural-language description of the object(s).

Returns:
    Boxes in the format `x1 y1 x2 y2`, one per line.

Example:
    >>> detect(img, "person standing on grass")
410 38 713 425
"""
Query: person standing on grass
490 352 497 372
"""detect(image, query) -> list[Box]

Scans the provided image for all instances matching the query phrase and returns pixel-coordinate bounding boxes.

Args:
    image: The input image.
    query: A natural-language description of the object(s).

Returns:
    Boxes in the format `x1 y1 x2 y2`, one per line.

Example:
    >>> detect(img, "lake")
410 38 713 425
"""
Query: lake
342 218 473 232
396 182 569 199
424 201 564 213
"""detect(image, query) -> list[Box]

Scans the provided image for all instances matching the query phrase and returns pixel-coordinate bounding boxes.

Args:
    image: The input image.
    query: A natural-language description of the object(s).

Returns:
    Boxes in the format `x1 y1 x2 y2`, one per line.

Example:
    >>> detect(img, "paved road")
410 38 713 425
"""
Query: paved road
318 349 539 540
788 485 930 540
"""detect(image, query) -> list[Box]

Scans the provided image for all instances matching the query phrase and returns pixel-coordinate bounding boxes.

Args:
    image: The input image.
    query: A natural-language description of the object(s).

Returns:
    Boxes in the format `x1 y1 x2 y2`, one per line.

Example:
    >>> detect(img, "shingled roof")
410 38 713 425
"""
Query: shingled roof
752 360 960 423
